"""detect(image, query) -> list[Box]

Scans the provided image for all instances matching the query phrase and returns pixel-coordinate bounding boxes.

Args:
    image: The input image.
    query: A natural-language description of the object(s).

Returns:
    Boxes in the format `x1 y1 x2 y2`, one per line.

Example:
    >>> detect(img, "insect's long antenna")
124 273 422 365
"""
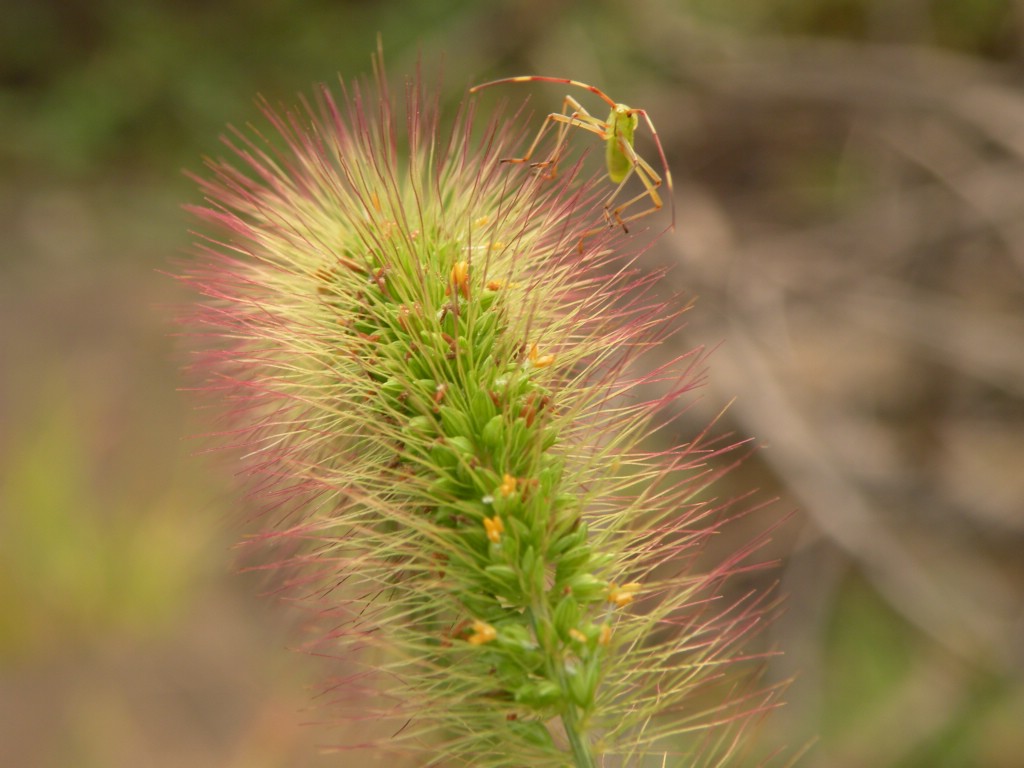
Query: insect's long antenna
631 108 675 229
469 76 617 110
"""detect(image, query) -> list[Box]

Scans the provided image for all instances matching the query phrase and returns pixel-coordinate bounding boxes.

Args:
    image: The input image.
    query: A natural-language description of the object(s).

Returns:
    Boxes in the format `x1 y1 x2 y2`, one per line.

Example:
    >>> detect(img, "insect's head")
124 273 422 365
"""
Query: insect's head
608 104 639 139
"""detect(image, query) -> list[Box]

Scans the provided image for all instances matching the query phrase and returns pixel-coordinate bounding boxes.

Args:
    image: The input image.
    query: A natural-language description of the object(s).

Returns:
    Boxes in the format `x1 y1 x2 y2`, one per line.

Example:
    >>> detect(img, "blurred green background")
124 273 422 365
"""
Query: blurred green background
3 1 1024 766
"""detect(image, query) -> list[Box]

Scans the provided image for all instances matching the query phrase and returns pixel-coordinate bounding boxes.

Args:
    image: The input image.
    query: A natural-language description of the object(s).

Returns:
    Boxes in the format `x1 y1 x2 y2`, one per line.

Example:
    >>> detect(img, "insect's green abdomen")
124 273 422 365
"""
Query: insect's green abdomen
605 106 638 183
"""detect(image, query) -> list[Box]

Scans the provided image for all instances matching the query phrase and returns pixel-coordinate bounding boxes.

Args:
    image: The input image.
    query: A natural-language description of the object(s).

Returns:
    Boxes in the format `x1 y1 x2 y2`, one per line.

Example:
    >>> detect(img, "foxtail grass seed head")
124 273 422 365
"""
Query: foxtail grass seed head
180 52 784 767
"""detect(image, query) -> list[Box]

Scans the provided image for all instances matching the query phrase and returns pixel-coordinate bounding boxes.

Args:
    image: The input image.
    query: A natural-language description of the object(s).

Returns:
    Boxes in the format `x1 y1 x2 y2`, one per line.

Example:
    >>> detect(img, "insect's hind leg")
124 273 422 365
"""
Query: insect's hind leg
603 140 663 232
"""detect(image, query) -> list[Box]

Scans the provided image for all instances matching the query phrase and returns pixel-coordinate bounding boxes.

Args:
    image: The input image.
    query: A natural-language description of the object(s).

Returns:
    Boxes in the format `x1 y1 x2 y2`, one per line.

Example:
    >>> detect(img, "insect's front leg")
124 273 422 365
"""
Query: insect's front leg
501 97 605 181
530 95 599 180
500 113 558 172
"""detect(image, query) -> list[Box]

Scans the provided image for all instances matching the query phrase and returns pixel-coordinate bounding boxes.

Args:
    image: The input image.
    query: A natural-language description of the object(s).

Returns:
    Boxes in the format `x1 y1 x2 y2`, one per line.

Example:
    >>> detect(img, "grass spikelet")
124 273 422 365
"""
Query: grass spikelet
179 51 783 767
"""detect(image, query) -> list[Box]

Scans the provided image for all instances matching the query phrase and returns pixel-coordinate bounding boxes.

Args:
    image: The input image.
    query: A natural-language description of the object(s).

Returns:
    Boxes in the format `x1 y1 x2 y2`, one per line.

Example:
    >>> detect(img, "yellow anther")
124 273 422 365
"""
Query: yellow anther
499 473 517 497
598 625 612 646
569 628 587 644
484 515 505 544
450 260 470 299
607 582 642 608
486 278 505 291
468 620 497 645
528 343 555 369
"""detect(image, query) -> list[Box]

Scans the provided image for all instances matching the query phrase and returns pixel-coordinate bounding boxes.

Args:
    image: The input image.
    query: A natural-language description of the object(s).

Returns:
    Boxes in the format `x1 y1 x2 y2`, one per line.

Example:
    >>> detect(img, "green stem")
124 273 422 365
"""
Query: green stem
562 705 596 768
528 604 596 768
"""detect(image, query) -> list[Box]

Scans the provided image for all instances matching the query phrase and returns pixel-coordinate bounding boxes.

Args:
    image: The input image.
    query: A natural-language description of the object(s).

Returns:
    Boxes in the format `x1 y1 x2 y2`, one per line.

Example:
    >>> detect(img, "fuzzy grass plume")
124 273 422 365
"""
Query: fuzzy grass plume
180 54 782 767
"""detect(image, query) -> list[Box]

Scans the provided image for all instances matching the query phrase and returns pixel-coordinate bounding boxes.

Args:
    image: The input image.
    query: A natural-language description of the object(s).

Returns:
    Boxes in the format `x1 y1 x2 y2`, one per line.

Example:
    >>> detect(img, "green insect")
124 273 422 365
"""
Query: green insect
469 76 675 232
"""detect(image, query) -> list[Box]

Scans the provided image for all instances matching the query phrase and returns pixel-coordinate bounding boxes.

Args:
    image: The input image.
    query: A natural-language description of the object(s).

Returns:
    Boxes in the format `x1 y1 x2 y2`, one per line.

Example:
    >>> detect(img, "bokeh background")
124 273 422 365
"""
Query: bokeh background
3 1 1024 766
